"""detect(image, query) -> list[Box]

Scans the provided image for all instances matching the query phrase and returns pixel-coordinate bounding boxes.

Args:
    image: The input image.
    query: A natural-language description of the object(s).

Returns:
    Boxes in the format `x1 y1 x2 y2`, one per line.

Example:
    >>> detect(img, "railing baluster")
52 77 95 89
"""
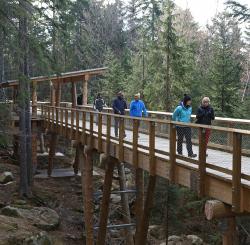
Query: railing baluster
82 111 86 145
106 115 111 154
198 127 206 197
60 108 63 134
232 132 242 212
119 117 124 162
169 123 176 183
76 110 79 142
133 119 139 168
56 107 59 133
65 109 68 137
70 108 74 140
89 113 94 147
48 107 51 130
98 113 102 152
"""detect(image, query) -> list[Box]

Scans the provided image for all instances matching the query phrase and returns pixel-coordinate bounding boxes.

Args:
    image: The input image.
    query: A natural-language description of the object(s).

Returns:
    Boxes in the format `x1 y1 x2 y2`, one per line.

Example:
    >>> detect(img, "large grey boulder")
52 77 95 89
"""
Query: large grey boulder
186 235 203 244
1 206 60 231
0 215 52 245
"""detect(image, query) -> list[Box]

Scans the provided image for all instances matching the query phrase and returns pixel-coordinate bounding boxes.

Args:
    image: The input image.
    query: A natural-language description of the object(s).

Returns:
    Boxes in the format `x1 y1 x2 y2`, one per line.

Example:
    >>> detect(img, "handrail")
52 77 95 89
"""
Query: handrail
43 105 250 136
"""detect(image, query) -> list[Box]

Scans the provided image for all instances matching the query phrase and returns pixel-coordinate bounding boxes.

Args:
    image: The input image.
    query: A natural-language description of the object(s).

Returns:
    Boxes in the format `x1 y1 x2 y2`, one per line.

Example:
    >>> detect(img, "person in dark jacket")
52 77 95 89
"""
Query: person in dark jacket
112 91 127 137
94 93 106 125
172 94 197 158
196 97 215 154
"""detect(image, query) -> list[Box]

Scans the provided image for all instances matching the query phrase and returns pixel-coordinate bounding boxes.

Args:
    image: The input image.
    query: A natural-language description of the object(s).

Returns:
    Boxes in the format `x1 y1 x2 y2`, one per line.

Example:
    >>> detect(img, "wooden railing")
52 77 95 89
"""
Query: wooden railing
41 105 250 212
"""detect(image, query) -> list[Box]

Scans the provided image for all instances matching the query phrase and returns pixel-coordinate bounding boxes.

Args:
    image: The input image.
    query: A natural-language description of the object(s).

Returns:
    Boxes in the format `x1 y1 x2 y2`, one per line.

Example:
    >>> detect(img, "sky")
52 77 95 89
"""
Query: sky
173 0 250 27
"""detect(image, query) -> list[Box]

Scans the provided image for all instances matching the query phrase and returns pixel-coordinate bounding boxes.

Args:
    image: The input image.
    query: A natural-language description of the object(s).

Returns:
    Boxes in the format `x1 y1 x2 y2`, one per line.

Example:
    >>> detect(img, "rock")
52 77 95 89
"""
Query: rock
1 206 20 217
14 200 27 206
1 206 60 231
23 232 52 245
149 225 165 240
110 194 121 204
0 172 14 184
186 235 203 244
168 235 182 242
0 215 52 245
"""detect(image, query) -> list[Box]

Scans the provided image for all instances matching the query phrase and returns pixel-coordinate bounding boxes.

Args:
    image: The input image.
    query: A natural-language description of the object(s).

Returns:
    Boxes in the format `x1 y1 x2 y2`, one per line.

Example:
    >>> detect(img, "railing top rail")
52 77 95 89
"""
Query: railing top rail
43 105 250 136
76 104 250 125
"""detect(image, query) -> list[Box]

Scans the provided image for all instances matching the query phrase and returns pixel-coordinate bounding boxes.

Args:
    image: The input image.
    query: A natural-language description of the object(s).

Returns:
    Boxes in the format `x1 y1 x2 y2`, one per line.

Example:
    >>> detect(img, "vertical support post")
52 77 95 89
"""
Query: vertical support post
31 81 37 116
71 80 77 108
48 133 57 177
97 156 116 245
117 162 134 245
55 79 61 107
50 81 55 106
222 217 239 245
198 127 206 197
136 121 156 245
73 143 80 175
55 107 59 134
81 146 94 245
82 74 89 105
119 117 124 162
169 123 176 183
106 115 111 154
98 113 102 152
48 107 51 130
232 132 242 213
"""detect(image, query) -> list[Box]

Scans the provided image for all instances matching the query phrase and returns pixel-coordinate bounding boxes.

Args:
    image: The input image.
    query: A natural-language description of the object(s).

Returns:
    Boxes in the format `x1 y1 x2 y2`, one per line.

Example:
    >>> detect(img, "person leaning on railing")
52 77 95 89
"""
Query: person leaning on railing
172 94 197 158
195 97 215 156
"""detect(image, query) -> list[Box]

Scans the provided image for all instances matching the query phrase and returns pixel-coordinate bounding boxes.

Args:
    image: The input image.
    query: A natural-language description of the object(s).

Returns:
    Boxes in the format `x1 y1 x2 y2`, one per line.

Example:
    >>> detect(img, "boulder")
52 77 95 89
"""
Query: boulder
1 206 60 231
0 172 14 184
0 215 52 245
149 225 165 240
186 235 203 244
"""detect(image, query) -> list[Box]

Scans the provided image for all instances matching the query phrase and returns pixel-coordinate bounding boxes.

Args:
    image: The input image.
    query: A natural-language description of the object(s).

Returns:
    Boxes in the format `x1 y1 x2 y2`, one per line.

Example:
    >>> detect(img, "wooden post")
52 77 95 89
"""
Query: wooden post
81 111 86 145
221 217 239 245
70 108 75 140
82 74 89 105
76 110 80 142
71 81 77 108
50 81 56 106
133 119 139 168
97 156 116 245
65 109 68 137
198 127 206 197
48 132 57 177
119 117 124 162
98 113 102 152
73 143 80 175
81 146 94 245
169 123 176 183
31 81 37 116
106 115 111 154
232 132 242 213
60 108 63 134
136 121 156 245
117 162 134 245
205 200 234 220
89 113 94 147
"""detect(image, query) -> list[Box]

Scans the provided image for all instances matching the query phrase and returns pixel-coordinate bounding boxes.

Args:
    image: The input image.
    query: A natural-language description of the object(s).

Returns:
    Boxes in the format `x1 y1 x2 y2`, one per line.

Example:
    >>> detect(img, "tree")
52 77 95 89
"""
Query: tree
226 1 250 22
207 13 243 116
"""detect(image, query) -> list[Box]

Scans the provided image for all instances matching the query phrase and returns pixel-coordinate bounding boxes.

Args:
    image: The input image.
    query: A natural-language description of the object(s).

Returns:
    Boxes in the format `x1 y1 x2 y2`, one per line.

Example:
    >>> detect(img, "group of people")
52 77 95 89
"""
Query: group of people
90 92 215 158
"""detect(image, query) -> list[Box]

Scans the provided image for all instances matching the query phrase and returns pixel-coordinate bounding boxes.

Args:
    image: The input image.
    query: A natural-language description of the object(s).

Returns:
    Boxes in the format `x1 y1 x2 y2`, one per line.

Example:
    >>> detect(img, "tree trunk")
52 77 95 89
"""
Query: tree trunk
18 0 32 196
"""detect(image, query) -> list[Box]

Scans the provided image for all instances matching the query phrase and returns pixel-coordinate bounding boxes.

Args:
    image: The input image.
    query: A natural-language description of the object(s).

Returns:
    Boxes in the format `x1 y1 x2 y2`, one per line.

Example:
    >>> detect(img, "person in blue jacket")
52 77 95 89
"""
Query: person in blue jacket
130 93 148 118
172 94 197 158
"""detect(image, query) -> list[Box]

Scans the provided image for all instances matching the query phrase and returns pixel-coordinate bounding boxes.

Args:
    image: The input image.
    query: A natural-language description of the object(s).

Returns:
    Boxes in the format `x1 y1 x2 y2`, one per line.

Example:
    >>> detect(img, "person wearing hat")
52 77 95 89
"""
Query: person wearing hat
112 91 128 137
172 94 197 158
196 97 215 155
129 93 148 118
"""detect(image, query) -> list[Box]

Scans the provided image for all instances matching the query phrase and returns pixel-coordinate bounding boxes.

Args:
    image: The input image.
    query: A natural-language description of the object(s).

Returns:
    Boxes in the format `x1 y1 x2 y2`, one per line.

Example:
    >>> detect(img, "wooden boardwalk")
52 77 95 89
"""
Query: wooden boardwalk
42 106 250 213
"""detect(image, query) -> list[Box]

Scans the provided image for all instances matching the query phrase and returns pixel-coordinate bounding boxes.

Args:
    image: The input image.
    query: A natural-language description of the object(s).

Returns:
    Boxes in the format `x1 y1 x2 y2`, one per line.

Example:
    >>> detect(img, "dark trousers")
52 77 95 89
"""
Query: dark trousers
176 127 193 155
114 117 125 137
